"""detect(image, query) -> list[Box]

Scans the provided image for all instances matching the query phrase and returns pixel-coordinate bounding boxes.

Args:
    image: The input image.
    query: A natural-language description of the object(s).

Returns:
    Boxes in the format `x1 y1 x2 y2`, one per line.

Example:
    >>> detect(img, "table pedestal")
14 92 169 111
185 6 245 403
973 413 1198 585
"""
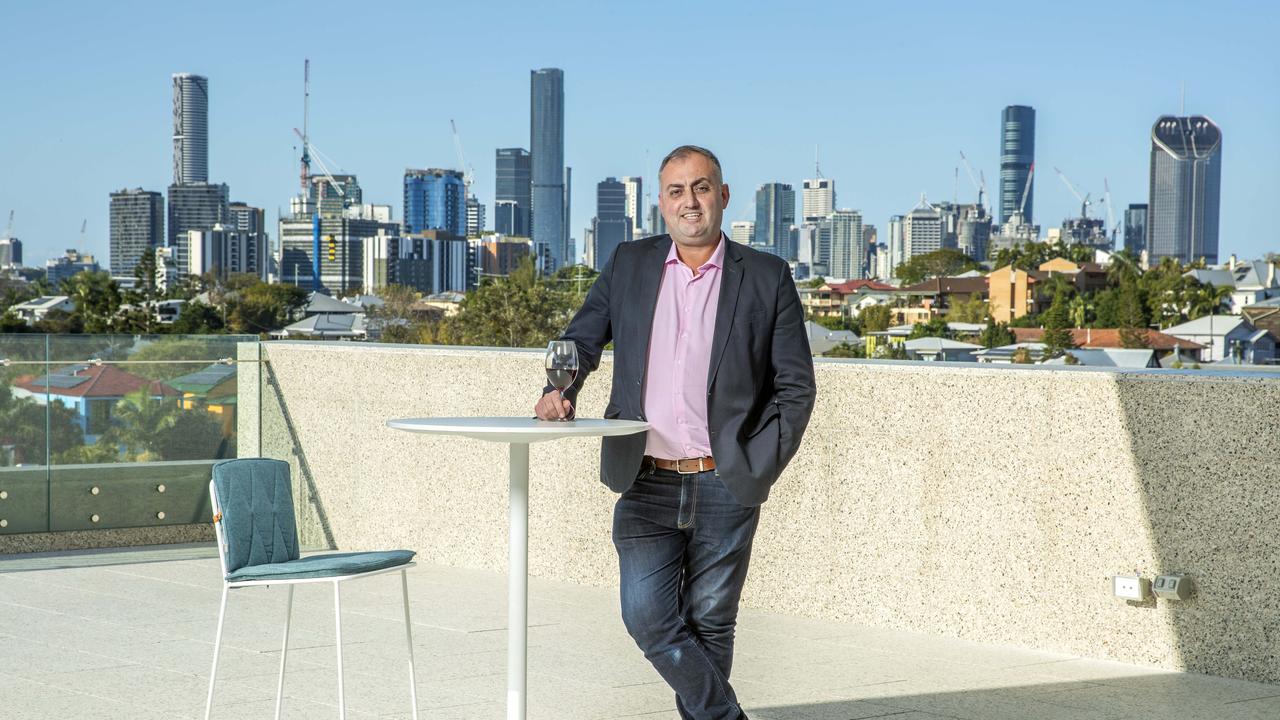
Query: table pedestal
507 442 529 720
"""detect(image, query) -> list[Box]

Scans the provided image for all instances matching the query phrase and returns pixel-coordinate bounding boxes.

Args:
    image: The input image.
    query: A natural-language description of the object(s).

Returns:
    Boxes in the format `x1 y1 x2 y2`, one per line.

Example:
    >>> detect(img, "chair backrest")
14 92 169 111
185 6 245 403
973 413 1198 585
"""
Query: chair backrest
210 458 300 578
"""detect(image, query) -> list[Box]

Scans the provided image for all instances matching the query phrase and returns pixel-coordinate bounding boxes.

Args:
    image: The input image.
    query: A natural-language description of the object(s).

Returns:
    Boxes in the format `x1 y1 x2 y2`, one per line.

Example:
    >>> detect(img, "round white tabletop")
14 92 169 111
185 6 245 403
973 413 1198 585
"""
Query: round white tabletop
386 417 648 444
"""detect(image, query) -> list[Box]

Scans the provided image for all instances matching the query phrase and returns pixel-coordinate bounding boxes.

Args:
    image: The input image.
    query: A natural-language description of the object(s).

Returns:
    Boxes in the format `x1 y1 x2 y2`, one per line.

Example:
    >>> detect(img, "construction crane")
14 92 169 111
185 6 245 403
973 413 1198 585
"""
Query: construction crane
1017 163 1035 222
294 127 345 291
958 151 986 208
80 219 87 244
1053 167 1092 219
450 119 475 197
1099 178 1117 244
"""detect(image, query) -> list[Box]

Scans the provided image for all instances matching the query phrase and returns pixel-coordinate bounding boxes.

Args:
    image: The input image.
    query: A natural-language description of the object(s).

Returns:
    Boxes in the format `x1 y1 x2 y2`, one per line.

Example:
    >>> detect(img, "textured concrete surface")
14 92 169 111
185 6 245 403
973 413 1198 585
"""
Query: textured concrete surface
253 342 1280 684
4 546 1280 720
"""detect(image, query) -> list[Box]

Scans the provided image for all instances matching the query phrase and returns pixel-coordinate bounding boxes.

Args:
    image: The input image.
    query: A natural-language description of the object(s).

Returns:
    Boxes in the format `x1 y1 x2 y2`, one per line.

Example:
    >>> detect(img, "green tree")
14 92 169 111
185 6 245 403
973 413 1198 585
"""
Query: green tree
894 248 980 285
227 282 308 335
1092 287 1120 328
1067 294 1093 328
169 301 225 334
152 409 230 460
1106 249 1142 287
107 390 180 461
947 295 989 324
1187 282 1232 320
824 342 863 358
1040 292 1077 358
858 304 892 333
908 316 949 340
978 317 1015 348
59 271 122 332
1117 278 1150 348
447 257 579 347
0 386 86 465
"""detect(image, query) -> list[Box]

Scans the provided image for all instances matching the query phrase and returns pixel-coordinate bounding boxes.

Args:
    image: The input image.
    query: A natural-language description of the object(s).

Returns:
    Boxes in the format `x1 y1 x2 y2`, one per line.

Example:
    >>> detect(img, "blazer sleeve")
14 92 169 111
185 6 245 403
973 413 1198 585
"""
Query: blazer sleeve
771 262 816 468
541 249 617 408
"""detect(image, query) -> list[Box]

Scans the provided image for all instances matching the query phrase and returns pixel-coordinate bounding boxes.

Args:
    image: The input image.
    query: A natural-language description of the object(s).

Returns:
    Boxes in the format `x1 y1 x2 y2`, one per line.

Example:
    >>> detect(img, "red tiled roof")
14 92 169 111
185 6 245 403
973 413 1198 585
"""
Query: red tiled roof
828 279 896 294
899 277 989 294
1011 328 1207 351
15 365 181 399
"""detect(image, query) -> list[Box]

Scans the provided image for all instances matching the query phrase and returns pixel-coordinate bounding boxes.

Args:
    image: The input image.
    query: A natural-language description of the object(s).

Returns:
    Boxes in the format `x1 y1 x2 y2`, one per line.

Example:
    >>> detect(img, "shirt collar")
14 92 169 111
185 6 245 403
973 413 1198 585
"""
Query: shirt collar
665 232 727 272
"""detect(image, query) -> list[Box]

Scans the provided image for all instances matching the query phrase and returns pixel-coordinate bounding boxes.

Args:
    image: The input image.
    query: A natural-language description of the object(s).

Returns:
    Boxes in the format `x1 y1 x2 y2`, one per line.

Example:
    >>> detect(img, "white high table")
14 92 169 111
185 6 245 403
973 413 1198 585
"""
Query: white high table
385 417 648 720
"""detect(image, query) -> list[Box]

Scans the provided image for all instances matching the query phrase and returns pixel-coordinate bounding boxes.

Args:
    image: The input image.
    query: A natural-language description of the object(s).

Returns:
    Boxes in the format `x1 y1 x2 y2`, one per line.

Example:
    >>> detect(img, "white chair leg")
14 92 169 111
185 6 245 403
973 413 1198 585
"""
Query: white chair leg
275 585 295 720
204 584 229 720
400 568 419 720
334 581 346 720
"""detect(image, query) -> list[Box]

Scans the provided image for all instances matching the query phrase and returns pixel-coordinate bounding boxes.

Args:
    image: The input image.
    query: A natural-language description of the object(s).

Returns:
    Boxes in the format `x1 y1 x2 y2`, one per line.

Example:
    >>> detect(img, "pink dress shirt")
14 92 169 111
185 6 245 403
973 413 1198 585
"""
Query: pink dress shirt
642 235 726 460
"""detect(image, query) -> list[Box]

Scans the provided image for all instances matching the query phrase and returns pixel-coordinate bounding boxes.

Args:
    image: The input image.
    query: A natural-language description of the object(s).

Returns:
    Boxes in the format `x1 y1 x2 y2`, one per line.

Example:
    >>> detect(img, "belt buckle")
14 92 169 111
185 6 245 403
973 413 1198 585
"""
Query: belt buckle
675 458 702 475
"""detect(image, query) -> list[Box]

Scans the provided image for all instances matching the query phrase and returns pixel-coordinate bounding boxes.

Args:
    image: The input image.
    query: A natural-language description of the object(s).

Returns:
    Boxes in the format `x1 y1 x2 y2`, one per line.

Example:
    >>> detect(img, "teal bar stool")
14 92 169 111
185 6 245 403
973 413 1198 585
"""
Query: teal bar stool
204 458 419 720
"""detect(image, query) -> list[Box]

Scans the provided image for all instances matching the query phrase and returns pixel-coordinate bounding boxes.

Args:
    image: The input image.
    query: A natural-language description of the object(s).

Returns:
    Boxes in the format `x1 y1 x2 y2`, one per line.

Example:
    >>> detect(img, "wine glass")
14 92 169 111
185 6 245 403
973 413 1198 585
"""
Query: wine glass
545 340 579 421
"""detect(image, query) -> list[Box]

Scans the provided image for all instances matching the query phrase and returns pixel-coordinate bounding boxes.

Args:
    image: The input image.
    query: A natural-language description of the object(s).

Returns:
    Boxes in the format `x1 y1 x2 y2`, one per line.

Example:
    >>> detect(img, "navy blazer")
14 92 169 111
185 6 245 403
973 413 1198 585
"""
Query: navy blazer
557 234 816 506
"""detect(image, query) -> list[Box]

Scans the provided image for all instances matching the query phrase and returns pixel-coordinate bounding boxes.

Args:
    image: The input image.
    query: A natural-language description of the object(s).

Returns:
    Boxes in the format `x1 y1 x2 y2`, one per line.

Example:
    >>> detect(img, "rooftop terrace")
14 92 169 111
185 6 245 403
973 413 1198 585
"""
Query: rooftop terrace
6 546 1280 720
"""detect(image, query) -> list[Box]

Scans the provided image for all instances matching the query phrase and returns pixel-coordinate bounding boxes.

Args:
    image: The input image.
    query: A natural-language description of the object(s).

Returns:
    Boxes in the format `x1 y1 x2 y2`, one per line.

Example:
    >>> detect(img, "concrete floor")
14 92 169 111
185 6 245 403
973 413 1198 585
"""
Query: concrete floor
2 545 1280 720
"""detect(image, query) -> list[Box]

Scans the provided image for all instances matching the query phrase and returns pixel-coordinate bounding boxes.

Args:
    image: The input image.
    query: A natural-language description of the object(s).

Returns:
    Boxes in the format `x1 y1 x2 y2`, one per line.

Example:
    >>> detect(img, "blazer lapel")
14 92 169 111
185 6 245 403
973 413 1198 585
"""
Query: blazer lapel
706 239 744 391
633 236 671 387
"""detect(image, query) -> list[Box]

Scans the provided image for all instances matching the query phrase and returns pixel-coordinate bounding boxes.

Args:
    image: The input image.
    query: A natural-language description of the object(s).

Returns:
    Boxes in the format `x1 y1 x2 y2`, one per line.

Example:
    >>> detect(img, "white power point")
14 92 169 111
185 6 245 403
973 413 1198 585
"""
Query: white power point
1113 574 1150 600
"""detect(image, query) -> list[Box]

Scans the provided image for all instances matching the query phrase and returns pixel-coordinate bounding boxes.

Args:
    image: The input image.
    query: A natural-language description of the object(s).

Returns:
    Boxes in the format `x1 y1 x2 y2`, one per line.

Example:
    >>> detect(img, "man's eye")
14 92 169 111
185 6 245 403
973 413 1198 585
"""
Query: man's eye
695 185 710 193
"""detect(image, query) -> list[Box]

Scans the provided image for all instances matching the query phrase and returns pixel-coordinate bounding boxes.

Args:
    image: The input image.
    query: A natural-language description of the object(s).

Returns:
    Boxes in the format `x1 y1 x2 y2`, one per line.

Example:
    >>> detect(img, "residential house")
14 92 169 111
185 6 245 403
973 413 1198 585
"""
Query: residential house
10 295 75 325
986 265 1049 323
1038 258 1110 294
11 364 179 444
1242 297 1280 341
897 276 989 318
973 343 1046 364
1162 315 1277 364
274 313 367 340
902 337 982 362
1184 258 1280 313
1011 328 1206 365
165 363 237 438
1041 348 1159 368
804 321 859 355
799 279 896 319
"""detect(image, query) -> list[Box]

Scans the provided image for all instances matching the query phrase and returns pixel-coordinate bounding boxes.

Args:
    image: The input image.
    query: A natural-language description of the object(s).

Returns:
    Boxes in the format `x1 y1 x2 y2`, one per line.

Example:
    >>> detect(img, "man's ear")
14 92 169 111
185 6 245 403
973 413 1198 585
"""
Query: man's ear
721 183 731 209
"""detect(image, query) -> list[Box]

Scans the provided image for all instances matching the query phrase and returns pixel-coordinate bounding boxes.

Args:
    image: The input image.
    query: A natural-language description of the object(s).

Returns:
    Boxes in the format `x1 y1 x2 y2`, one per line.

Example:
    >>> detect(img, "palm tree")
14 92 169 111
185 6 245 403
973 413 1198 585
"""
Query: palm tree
1187 282 1232 320
1106 250 1142 287
1068 294 1093 328
107 389 180 461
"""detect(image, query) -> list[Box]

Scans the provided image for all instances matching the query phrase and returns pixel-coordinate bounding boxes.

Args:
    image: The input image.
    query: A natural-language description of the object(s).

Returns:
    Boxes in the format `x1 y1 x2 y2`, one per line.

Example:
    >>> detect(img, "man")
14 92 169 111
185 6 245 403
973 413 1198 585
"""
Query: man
534 145 815 719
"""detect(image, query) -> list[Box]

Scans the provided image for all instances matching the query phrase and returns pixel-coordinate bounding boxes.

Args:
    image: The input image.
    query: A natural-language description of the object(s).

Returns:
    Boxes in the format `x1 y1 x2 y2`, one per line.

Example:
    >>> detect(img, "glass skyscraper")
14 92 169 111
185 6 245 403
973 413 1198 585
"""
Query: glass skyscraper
999 105 1035 226
110 188 164 280
403 169 466 236
592 177 631 270
167 182 229 267
1123 204 1148 257
530 68 565 269
754 183 796 259
1147 116 1221 264
172 73 209 185
495 148 532 236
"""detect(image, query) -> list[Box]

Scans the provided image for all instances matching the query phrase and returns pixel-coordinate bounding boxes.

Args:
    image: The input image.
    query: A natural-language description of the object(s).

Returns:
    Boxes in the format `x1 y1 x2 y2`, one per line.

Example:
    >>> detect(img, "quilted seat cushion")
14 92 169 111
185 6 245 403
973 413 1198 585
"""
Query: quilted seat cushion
226 550 416 582
213 458 300 575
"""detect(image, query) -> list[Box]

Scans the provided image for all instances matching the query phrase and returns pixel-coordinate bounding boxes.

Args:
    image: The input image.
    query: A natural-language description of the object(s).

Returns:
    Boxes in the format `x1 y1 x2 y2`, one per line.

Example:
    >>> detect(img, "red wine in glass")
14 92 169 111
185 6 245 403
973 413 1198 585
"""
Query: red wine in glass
545 340 579 420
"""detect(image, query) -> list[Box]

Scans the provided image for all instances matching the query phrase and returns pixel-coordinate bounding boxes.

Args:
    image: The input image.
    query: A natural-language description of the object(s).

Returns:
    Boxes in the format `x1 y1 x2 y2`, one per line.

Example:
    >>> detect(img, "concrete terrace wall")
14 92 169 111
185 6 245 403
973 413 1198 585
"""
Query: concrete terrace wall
243 341 1280 684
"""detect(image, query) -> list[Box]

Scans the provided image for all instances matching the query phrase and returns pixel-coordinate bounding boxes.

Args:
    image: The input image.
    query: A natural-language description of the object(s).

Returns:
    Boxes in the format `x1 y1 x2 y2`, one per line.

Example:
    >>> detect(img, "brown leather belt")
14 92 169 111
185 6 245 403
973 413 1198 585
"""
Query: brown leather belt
646 455 716 474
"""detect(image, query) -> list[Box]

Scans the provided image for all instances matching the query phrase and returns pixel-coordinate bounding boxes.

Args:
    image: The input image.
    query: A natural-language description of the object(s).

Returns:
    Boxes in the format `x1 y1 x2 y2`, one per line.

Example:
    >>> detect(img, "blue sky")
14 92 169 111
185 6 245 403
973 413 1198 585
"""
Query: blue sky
2 0 1276 268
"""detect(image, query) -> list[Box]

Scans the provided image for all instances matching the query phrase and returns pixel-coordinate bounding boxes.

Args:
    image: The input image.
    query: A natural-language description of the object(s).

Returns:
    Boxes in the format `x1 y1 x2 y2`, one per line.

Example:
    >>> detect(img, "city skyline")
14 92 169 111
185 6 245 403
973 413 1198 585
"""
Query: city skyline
2 1 1277 268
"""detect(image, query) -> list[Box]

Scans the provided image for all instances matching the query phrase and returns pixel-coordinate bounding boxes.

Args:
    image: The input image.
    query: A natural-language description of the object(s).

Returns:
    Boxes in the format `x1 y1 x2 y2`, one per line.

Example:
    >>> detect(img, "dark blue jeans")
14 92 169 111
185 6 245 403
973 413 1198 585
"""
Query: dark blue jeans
613 465 761 720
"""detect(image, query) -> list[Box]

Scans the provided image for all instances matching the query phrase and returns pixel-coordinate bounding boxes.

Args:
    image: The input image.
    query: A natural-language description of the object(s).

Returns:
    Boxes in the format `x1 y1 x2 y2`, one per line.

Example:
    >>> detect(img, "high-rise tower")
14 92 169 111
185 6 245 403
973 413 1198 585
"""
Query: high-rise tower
530 68 565 270
172 73 209 185
1147 115 1222 264
999 105 1035 226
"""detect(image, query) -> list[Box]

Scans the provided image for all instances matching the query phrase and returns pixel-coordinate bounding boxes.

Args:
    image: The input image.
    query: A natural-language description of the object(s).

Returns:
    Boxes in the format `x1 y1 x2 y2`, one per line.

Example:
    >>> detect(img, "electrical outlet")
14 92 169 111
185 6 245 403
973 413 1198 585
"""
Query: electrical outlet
1113 575 1150 600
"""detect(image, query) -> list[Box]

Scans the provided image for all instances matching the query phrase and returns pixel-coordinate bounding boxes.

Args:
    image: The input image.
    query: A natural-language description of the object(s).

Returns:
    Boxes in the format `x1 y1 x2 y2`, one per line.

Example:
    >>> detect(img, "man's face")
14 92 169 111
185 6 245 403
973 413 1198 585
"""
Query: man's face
659 153 730 247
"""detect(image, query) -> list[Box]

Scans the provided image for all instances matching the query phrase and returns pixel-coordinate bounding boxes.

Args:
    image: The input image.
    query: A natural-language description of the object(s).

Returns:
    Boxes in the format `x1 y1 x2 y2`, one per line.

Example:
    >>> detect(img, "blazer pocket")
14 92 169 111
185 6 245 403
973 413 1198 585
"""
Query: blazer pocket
745 406 781 438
